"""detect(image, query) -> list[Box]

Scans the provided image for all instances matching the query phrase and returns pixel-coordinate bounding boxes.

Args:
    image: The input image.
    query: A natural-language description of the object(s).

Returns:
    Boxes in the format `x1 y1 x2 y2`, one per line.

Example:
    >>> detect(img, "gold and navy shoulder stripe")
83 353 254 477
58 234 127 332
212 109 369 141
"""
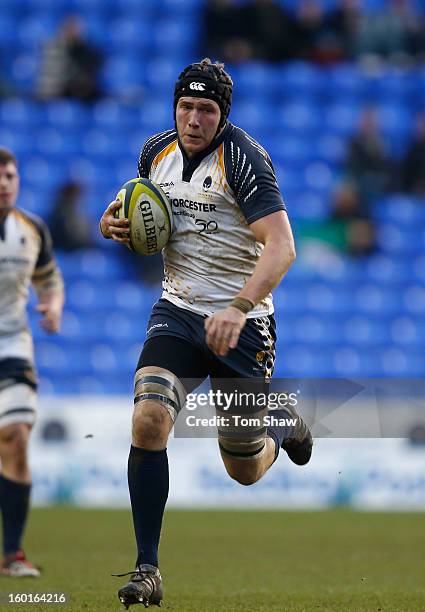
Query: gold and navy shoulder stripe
15 208 55 270
138 129 177 179
223 124 285 224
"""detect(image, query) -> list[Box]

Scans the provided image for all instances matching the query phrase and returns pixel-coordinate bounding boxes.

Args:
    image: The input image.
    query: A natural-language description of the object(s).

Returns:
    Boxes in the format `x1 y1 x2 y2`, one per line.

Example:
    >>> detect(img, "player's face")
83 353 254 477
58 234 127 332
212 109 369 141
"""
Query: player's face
176 97 221 158
0 162 19 217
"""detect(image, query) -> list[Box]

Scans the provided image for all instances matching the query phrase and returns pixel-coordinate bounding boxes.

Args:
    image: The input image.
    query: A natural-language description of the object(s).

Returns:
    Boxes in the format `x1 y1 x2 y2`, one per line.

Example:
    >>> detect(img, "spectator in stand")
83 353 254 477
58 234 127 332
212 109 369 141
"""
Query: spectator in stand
297 182 375 258
48 181 93 251
203 0 294 63
403 113 425 196
242 0 295 62
37 15 102 102
325 0 363 61
345 108 392 204
330 182 375 256
203 0 254 64
351 0 421 63
292 0 328 62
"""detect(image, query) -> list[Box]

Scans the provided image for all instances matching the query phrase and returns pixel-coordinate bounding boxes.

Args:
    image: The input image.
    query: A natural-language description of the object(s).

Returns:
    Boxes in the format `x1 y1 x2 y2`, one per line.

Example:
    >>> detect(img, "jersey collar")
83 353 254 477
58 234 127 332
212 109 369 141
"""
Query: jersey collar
179 122 232 182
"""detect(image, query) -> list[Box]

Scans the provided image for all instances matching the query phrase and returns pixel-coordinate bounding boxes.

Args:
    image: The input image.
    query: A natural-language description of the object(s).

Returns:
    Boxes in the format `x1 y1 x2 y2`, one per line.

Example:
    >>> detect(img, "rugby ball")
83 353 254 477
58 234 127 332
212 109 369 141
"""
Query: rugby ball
115 178 173 256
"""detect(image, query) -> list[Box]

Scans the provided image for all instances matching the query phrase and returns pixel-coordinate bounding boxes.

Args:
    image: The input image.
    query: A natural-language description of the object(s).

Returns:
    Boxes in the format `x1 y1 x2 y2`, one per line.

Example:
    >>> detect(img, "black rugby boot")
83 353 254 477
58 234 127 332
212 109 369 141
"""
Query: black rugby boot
281 404 313 465
114 564 163 609
269 404 313 465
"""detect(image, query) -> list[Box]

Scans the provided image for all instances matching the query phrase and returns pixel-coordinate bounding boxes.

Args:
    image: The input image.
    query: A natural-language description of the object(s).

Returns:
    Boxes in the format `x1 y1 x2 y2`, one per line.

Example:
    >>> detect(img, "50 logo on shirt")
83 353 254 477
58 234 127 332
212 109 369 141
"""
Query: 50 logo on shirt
195 219 218 234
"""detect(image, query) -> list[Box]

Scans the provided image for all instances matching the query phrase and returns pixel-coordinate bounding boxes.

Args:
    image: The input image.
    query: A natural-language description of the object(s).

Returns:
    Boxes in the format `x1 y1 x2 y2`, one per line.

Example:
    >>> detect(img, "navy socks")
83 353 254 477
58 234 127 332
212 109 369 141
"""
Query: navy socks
267 408 297 462
127 446 169 569
0 474 31 556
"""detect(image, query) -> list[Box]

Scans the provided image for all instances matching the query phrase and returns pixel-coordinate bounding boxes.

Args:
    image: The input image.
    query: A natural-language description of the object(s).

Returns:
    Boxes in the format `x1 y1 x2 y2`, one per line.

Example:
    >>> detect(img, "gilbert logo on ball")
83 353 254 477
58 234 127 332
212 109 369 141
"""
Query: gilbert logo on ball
114 178 173 256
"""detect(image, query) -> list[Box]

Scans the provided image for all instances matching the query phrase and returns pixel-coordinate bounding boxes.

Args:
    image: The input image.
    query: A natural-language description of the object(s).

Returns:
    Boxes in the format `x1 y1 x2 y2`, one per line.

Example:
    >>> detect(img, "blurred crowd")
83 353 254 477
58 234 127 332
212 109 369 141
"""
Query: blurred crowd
37 15 102 103
314 108 425 257
0 4 424 265
203 0 425 65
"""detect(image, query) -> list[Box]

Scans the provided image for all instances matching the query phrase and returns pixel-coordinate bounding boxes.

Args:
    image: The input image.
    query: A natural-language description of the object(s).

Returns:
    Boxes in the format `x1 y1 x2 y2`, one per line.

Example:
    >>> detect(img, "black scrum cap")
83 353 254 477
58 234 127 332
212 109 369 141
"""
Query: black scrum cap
174 58 233 128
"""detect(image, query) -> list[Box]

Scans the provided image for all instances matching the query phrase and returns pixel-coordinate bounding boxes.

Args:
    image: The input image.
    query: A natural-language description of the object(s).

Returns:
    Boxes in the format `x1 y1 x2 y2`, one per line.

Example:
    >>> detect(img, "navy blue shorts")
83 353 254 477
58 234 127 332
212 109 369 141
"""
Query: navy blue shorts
138 299 276 392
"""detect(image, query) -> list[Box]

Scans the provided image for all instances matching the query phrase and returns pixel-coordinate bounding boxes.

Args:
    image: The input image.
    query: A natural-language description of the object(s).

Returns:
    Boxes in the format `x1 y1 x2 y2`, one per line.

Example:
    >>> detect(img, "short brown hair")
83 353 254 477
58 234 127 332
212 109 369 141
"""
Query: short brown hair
0 147 17 167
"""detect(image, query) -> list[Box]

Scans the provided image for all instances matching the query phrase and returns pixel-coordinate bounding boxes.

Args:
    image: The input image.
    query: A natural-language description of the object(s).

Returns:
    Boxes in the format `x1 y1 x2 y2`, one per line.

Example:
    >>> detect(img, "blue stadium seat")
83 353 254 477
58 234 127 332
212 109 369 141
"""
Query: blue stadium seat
413 255 425 283
304 162 335 192
9 53 40 93
21 157 68 188
19 185 53 217
373 71 415 103
35 128 80 156
100 56 145 99
332 347 364 376
0 129 32 157
377 224 423 254
45 101 90 128
364 254 412 284
377 103 411 137
373 195 425 226
144 57 186 93
91 99 141 130
314 134 346 164
237 63 279 98
390 316 424 347
113 0 156 13
403 285 425 315
68 158 97 184
343 316 390 346
108 18 153 52
379 347 424 376
152 19 195 54
279 102 321 133
288 192 330 220
161 0 201 14
278 63 323 100
139 99 170 132
323 103 360 136
355 284 403 314
90 342 119 373
79 15 111 48
0 99 44 127
0 17 20 45
327 65 364 99
82 130 116 158
66 280 117 311
17 16 57 48
273 137 316 165
35 341 70 371
231 102 273 132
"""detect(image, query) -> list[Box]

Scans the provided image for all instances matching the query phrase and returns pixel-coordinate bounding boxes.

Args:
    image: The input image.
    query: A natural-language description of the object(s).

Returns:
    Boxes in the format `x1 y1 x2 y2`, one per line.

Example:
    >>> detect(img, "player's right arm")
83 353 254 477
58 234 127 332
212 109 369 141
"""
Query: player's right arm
99 130 176 243
29 214 65 334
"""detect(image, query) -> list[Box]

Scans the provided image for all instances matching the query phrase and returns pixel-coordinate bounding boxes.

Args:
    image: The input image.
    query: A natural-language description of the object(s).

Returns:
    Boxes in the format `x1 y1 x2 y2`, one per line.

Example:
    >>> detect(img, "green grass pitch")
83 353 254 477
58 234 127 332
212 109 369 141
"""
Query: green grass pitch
1 507 424 611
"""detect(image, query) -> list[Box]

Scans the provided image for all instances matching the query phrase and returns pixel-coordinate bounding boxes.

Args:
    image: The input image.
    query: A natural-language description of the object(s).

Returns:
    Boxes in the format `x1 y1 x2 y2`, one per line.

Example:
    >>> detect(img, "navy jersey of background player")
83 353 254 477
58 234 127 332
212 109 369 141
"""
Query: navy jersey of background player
137 124 286 318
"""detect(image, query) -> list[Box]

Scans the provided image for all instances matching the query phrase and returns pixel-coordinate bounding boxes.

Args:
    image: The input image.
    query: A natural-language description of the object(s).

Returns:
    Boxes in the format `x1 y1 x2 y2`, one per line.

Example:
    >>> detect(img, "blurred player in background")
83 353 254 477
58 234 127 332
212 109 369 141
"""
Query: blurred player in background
0 148 64 577
100 59 312 608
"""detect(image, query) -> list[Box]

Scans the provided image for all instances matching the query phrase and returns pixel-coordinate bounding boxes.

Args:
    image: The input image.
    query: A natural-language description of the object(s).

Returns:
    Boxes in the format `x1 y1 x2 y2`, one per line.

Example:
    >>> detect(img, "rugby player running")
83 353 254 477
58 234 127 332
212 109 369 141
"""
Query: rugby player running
0 148 64 577
100 59 313 609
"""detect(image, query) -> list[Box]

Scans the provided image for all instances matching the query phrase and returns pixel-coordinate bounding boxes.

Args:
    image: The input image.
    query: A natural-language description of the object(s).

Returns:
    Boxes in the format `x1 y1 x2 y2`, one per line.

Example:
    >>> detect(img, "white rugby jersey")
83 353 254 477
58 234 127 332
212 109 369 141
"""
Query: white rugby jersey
138 123 286 317
0 208 59 364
